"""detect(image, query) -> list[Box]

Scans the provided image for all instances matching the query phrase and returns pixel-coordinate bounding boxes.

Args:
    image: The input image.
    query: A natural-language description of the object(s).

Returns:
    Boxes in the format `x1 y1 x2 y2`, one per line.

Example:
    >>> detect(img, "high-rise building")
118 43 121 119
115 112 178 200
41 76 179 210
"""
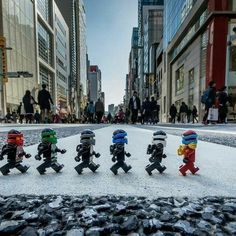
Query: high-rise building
108 104 114 115
128 27 138 103
161 0 236 122
0 0 37 113
137 0 164 102
88 65 101 103
54 3 70 109
36 0 56 103
55 0 87 118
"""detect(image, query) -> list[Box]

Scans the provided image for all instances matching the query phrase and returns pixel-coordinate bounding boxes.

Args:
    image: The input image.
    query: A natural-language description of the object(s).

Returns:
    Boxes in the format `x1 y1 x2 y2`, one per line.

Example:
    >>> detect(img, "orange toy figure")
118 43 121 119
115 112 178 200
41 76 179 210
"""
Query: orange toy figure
177 130 199 176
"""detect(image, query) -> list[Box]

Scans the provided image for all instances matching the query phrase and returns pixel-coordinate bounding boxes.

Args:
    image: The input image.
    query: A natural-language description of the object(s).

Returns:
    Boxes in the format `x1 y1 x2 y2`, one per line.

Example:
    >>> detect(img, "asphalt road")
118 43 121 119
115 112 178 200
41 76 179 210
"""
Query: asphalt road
0 125 235 198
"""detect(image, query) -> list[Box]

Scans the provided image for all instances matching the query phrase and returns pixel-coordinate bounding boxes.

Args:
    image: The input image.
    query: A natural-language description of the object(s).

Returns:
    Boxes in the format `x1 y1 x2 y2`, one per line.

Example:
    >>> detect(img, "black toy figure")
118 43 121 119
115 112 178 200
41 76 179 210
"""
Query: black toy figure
74 130 100 174
110 129 132 175
0 130 31 175
145 131 167 175
35 129 66 174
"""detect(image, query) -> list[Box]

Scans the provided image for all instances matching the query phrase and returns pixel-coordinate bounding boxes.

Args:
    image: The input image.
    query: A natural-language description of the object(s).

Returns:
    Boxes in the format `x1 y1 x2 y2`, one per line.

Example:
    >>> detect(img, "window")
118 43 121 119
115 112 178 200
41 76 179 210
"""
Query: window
188 68 194 107
176 65 184 95
189 68 194 86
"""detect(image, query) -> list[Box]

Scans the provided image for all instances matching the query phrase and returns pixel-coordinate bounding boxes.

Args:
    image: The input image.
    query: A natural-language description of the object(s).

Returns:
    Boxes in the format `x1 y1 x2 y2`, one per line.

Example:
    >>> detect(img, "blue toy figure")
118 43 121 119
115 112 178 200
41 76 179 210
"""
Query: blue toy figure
110 129 132 175
145 131 167 175
74 129 100 174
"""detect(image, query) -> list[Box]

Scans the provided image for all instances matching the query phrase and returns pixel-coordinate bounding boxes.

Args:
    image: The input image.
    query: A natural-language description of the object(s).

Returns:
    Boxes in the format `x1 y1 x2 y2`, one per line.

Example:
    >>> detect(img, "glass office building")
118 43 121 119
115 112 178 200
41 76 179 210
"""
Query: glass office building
1 0 37 110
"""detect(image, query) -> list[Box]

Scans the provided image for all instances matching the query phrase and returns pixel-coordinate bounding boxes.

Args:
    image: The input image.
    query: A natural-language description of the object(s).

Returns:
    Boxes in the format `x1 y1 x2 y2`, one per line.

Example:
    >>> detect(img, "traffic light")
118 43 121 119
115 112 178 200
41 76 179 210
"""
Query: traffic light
0 37 8 83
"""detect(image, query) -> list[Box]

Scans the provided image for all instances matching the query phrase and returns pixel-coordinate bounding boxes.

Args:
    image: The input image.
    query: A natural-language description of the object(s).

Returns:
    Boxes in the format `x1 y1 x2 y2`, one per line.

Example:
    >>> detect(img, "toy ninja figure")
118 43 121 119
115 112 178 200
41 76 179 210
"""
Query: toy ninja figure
74 130 100 174
110 129 132 175
177 130 199 176
35 129 66 174
145 131 167 175
0 130 31 175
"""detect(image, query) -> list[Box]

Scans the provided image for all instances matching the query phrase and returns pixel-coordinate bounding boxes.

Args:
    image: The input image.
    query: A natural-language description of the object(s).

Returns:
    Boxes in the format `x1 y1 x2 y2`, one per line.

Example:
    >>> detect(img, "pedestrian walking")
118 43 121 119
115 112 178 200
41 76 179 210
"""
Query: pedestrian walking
38 84 54 123
202 81 217 125
150 97 158 124
87 101 95 123
128 91 141 124
169 104 177 123
192 105 198 123
23 90 37 124
142 97 151 124
17 102 25 124
95 98 104 124
179 102 188 123
218 86 228 124
187 106 192 123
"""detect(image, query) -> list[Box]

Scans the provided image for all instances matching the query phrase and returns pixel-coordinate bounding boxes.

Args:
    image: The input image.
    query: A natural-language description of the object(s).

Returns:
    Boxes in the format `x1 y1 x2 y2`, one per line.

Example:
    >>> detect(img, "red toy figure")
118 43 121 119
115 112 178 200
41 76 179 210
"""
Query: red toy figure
0 130 31 175
177 130 199 176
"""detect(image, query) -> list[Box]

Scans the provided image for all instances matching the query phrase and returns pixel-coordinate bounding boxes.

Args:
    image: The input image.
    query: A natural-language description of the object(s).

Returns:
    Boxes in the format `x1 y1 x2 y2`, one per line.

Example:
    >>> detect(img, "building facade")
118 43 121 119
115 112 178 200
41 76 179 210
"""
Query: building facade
54 3 70 110
55 0 87 118
36 0 56 104
137 0 164 102
160 0 236 122
0 0 37 113
88 65 101 104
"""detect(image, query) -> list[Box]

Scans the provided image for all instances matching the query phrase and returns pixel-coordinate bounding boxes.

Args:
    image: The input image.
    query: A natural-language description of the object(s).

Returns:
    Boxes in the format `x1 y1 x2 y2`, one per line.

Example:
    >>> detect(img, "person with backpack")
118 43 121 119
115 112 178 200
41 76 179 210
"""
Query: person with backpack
202 81 217 125
192 105 198 124
179 102 188 123
169 104 177 123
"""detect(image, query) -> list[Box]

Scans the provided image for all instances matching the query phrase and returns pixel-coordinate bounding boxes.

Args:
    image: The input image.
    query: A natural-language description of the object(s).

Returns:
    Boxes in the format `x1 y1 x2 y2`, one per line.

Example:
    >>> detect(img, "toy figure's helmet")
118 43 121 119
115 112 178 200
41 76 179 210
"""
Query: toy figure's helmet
41 129 57 144
7 130 24 146
112 129 128 144
80 129 95 145
182 130 198 149
152 131 167 147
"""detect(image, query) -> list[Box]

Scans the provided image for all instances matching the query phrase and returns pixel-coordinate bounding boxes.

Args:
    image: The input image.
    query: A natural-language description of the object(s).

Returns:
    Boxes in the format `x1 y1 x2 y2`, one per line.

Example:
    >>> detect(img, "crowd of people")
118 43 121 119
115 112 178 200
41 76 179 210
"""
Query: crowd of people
1 82 231 125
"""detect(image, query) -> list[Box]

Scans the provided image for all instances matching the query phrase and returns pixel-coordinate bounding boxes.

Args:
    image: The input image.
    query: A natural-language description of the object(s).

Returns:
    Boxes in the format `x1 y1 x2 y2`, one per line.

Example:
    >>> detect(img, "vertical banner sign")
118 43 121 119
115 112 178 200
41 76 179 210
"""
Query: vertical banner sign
0 37 8 83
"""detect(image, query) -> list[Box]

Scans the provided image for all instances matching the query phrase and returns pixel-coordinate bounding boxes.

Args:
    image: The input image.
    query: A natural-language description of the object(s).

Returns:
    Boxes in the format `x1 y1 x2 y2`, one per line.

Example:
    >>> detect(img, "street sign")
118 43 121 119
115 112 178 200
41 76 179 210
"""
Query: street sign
0 37 8 83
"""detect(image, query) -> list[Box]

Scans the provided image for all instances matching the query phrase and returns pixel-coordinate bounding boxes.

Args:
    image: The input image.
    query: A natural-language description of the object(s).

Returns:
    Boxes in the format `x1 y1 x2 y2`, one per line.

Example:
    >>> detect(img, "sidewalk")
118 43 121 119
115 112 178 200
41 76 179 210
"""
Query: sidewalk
0 125 235 198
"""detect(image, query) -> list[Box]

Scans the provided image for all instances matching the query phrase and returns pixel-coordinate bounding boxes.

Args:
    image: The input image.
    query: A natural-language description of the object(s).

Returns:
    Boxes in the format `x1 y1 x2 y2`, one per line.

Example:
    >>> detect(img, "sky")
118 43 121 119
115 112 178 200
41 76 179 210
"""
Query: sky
84 0 138 110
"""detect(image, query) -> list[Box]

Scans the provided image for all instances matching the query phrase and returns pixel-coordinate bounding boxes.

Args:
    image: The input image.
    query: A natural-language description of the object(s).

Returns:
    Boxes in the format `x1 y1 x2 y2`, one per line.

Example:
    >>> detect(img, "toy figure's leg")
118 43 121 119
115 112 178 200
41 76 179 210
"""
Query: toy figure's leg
188 162 199 174
179 163 189 176
15 163 30 173
110 162 121 175
0 163 14 175
88 161 100 172
75 161 88 174
51 162 64 173
121 161 132 173
156 162 166 173
145 163 156 175
36 161 51 174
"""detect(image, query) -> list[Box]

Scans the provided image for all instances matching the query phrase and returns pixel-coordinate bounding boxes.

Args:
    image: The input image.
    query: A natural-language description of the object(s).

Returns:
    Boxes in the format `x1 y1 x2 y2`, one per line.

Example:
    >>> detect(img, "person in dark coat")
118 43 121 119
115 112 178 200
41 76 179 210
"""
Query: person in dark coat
128 91 141 124
150 97 159 124
142 97 151 124
202 81 217 124
218 86 228 124
179 102 188 123
95 98 104 124
169 104 177 123
23 90 37 124
38 84 54 123
187 107 192 123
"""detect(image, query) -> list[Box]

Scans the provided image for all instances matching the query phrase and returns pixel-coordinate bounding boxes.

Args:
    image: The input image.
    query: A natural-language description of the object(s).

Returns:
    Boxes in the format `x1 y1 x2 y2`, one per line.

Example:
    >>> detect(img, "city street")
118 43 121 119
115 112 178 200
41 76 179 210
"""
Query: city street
1 124 236 198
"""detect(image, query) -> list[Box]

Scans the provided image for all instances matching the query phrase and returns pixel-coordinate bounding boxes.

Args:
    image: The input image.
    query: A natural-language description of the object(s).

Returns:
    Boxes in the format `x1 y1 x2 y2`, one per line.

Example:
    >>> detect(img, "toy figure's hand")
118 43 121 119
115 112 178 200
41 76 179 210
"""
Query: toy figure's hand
61 149 66 154
35 155 41 161
75 156 81 162
177 145 185 156
112 156 116 162
147 145 152 154
25 154 31 158
149 157 155 162
162 154 167 158
95 153 100 158
183 158 188 163
0 155 3 161
126 153 131 157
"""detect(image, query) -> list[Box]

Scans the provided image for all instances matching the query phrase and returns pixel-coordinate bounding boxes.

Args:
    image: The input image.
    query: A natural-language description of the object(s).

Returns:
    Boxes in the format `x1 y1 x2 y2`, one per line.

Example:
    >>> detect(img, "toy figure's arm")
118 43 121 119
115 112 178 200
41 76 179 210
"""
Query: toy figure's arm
92 151 100 158
177 145 186 156
110 145 116 162
125 151 131 157
0 145 8 160
147 144 153 154
55 146 66 154
35 143 48 160
75 145 83 162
